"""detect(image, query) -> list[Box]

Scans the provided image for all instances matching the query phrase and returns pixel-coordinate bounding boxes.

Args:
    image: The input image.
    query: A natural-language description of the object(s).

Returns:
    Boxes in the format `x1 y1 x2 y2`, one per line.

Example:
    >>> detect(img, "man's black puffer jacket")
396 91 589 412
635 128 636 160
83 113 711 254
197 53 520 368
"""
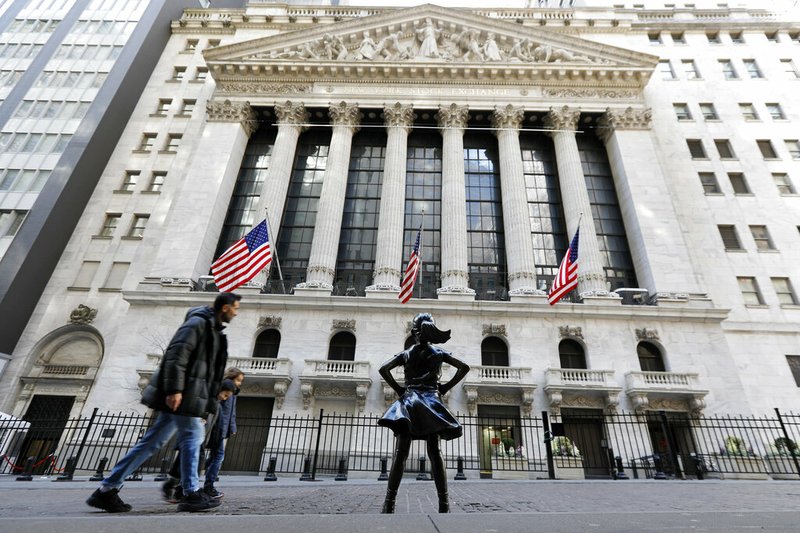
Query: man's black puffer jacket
141 306 228 417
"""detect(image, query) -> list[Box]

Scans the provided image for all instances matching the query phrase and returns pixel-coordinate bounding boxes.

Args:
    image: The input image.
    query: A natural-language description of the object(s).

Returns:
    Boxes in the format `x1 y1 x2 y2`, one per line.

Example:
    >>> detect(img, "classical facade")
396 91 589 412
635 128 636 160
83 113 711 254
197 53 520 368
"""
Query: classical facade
1 1 799 473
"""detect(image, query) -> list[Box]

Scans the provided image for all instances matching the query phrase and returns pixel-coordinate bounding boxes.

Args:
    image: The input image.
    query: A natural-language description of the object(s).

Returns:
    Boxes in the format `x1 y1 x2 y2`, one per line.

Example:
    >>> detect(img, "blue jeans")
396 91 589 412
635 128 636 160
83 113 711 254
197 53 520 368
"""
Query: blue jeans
204 439 226 488
101 411 204 493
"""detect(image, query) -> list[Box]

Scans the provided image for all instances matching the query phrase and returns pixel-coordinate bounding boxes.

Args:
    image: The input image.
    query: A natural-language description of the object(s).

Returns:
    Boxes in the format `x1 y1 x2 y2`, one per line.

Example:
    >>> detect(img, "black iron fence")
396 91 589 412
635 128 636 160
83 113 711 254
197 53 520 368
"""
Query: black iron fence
2 408 800 481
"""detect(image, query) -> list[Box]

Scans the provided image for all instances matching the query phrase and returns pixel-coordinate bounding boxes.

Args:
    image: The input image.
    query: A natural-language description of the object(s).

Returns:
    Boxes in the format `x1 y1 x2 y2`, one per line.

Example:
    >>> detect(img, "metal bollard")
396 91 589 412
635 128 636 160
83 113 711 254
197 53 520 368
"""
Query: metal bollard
89 457 108 482
55 457 77 481
692 454 706 480
415 456 429 480
377 457 389 481
126 467 143 481
629 459 638 479
613 456 628 480
153 458 169 482
454 456 466 480
299 456 313 481
16 456 35 481
264 456 278 481
335 457 348 481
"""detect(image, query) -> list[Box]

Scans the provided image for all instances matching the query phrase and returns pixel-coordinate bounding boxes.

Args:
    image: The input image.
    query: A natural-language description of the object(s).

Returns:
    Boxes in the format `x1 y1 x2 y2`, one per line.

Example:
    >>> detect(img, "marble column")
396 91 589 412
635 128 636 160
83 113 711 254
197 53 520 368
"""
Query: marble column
141 100 257 289
366 103 413 294
597 107 702 296
257 101 309 235
436 104 474 297
296 102 360 292
491 104 543 295
544 105 608 297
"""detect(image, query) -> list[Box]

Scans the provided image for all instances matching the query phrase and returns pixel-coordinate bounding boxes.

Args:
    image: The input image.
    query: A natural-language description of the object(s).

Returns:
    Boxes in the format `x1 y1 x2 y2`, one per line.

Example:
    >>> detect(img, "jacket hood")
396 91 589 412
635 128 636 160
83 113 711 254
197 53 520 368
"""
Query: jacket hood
185 305 214 321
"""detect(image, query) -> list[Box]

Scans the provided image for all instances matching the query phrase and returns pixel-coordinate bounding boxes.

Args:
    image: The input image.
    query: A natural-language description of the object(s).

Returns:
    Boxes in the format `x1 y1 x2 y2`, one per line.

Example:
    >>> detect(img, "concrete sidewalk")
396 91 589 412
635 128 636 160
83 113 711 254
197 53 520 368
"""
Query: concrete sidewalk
1 476 800 532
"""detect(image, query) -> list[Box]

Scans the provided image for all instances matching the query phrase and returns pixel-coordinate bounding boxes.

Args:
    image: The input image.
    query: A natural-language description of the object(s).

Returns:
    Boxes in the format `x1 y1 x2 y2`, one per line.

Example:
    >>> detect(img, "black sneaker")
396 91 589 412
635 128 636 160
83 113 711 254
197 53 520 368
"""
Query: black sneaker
177 490 221 512
168 485 184 504
86 488 132 513
203 485 224 499
161 478 179 502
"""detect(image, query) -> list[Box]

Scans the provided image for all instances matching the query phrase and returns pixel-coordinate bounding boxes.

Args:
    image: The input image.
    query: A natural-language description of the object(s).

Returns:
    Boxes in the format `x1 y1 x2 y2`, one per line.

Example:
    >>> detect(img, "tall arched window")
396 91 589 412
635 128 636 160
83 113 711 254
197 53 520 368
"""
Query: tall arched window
637 341 666 372
481 336 508 366
328 331 356 361
559 339 586 369
253 329 281 358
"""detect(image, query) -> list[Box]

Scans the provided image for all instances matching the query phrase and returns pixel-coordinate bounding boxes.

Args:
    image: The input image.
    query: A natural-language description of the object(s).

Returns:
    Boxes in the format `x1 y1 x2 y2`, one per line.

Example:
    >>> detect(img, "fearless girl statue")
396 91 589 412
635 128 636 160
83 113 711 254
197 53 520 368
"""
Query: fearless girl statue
378 313 470 513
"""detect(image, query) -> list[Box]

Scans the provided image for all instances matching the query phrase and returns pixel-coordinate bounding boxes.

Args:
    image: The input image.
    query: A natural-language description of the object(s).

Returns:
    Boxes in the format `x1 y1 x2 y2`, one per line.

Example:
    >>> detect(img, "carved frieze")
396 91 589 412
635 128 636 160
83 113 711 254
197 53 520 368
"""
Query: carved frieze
332 319 356 332
636 328 660 341
258 315 282 329
542 88 639 99
559 326 583 339
482 324 507 337
648 398 689 412
217 82 313 95
69 304 97 325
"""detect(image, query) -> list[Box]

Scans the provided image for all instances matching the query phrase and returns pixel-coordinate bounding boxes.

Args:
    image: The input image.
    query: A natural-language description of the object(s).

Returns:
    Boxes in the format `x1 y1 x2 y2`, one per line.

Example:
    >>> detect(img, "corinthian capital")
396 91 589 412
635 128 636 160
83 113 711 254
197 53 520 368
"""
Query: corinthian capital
328 101 360 130
206 99 258 137
274 100 310 130
383 103 414 131
436 103 469 130
596 106 652 142
543 105 580 135
491 104 524 132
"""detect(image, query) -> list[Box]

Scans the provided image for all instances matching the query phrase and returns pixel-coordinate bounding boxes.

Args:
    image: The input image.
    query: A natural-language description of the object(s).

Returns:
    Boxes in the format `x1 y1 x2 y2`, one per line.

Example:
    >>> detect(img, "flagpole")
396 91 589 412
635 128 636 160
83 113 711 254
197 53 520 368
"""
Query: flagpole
417 208 424 300
264 207 286 294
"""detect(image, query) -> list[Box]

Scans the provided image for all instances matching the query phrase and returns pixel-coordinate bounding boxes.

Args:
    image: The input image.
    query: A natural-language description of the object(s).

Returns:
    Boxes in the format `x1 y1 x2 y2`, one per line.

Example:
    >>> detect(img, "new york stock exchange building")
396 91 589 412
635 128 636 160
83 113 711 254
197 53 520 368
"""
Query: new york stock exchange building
2 2 800 480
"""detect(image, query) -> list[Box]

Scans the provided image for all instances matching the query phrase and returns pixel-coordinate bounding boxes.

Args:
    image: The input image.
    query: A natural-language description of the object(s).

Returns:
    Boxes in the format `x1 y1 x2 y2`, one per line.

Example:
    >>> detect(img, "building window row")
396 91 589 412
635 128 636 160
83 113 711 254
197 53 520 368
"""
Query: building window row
717 224 782 252
0 168 51 192
169 66 208 83
0 69 24 87
182 38 221 53
151 98 196 117
96 213 149 239
34 70 108 89
675 102 787 122
0 42 44 59
0 210 27 238
70 259 130 291
13 99 91 121
650 30 800 46
688 138 799 161
71 19 136 35
135 132 182 153
115 170 166 193
0 131 71 154
738 276 799 307
659 58 773 81
700 171 795 197
5 18 59 34
53 44 123 61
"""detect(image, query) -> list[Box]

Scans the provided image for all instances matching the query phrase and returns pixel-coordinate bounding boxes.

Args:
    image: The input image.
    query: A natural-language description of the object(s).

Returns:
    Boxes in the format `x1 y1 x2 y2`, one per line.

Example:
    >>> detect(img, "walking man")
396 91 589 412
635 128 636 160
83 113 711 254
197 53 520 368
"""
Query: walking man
86 292 241 513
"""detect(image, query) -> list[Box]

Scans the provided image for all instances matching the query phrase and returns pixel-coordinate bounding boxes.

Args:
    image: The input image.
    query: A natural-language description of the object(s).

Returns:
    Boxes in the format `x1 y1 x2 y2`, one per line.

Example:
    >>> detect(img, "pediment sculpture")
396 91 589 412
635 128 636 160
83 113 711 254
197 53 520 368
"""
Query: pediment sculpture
247 17 608 65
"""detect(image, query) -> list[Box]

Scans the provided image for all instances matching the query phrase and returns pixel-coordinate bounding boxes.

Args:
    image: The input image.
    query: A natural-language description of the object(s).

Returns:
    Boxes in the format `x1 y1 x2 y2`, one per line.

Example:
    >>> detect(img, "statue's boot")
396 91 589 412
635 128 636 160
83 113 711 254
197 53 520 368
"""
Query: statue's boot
381 488 397 514
438 491 449 513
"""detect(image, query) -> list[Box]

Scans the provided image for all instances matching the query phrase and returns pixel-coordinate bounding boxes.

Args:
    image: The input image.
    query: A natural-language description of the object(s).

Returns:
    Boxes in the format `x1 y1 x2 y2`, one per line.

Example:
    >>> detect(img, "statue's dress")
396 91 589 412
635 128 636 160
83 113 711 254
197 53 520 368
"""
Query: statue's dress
378 344 462 440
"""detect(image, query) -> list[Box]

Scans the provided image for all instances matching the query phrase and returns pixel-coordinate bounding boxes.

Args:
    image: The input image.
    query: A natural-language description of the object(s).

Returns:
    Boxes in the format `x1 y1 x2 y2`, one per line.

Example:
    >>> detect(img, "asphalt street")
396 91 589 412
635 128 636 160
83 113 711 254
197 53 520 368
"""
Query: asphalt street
1 476 799 532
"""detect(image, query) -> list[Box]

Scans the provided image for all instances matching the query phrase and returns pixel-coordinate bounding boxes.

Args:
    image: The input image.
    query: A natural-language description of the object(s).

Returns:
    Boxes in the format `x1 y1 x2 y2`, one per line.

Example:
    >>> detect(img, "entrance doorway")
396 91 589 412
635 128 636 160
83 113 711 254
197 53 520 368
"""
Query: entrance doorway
220 396 274 473
646 411 698 477
560 408 610 478
19 395 75 473
476 405 521 478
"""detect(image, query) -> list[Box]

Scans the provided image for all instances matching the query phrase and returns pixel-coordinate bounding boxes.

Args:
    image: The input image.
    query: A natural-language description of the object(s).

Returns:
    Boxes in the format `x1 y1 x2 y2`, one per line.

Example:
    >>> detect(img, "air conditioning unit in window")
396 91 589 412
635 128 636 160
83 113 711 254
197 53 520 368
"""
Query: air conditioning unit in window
196 275 218 292
613 288 649 305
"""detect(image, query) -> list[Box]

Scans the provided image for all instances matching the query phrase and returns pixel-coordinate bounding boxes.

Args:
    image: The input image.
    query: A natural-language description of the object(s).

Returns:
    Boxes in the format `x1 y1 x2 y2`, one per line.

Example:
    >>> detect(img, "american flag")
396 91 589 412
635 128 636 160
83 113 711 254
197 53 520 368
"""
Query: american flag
548 227 579 305
211 219 272 293
398 228 422 304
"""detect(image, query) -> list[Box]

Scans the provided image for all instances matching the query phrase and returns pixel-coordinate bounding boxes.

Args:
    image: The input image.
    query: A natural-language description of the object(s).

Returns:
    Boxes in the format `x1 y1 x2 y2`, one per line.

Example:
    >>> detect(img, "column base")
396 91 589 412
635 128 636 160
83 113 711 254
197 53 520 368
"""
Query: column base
293 285 332 297
581 293 623 306
508 287 547 296
365 285 401 299
509 292 549 304
436 286 475 302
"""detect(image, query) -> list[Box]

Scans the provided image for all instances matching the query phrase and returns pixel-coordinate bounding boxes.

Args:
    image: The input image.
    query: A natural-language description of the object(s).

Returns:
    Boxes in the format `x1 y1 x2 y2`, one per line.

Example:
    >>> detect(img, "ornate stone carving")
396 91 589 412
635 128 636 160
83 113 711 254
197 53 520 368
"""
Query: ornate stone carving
521 387 535 417
559 326 583 339
636 328 660 341
332 319 356 332
160 277 194 288
356 383 369 413
273 380 289 410
649 398 689 412
300 382 314 409
605 392 620 414
464 385 478 416
383 384 398 407
275 100 310 127
543 105 580 133
328 101 360 129
563 394 604 408
689 395 706 415
629 392 649 414
436 104 469 130
69 304 97 325
206 100 258 137
542 88 639 99
596 107 653 142
482 324 507 337
547 390 563 416
491 104 524 131
218 82 313 95
258 315 282 329
383 103 414 130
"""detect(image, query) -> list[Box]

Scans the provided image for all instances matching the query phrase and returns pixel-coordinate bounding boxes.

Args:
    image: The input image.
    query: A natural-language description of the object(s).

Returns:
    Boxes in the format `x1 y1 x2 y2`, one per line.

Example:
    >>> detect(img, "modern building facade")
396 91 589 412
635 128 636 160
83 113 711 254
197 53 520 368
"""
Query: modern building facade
0 0 799 474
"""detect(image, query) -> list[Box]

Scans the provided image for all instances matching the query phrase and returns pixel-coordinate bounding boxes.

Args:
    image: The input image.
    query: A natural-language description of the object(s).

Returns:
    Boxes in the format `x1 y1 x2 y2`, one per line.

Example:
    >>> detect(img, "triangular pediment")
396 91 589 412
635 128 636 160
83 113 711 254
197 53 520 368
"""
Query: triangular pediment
204 4 657 88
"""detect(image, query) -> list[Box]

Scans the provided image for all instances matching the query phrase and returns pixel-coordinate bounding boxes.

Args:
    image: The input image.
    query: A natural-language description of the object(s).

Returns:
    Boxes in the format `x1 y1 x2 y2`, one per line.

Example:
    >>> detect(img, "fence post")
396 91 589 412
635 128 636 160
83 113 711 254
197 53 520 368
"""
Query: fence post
70 407 99 477
377 457 388 481
542 410 555 480
16 457 34 481
299 457 313 481
89 457 108 481
774 408 800 477
416 457 429 480
264 457 278 481
310 409 324 481
335 457 348 481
